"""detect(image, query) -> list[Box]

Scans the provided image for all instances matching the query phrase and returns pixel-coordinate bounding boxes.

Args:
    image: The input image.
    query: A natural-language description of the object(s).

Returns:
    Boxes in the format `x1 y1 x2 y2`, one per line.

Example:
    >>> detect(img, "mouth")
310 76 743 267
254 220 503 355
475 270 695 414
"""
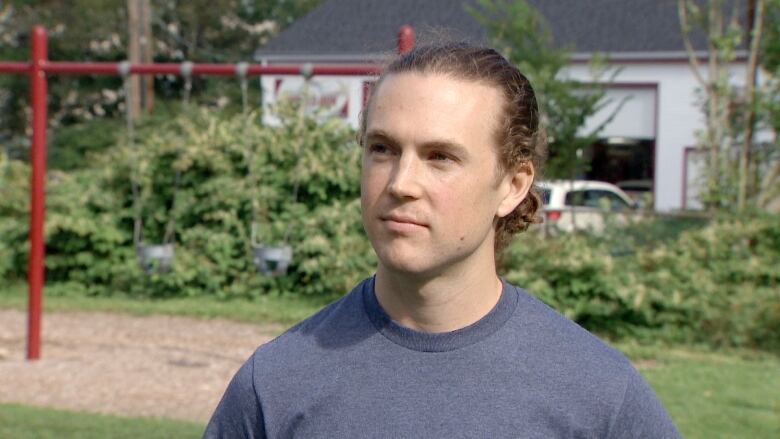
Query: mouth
380 214 428 231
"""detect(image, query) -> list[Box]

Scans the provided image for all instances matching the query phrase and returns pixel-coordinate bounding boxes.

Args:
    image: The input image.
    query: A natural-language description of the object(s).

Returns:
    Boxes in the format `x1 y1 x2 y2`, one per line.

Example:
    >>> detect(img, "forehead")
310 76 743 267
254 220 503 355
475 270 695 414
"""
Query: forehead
365 72 504 150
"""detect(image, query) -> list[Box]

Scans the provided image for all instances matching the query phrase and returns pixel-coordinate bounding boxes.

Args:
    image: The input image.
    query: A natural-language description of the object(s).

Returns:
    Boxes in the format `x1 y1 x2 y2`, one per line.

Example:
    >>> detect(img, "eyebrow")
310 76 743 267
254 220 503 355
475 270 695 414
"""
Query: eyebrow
364 129 470 157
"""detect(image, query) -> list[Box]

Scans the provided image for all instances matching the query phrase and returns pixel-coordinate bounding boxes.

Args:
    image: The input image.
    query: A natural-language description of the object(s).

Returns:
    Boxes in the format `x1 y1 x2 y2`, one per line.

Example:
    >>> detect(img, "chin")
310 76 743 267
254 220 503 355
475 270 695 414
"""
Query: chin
373 245 437 276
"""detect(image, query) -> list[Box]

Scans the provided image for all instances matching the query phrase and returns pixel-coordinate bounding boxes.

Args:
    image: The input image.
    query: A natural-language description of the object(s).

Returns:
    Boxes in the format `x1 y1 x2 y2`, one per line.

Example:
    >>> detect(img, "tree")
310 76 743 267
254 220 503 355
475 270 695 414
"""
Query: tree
678 0 780 211
757 0 780 208
0 0 324 166
469 0 622 180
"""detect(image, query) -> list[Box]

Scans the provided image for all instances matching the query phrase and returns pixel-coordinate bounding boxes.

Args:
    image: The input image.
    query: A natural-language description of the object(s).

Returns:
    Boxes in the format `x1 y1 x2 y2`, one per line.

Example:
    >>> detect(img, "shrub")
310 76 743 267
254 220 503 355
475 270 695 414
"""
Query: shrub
1 106 375 298
97 105 375 297
501 232 649 338
0 150 30 280
636 214 780 350
48 118 124 171
502 214 780 351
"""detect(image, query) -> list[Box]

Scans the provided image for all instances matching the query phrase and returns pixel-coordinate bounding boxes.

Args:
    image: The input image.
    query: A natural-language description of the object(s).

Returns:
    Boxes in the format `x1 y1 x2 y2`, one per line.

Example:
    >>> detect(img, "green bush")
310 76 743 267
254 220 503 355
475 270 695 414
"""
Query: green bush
1 106 375 298
102 105 375 298
0 151 29 280
48 118 124 171
502 214 780 351
636 214 780 350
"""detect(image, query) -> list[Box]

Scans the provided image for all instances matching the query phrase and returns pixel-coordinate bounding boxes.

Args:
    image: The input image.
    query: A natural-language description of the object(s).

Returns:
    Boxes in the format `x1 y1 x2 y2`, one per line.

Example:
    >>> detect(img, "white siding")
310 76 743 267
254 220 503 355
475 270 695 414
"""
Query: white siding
564 62 746 211
580 87 656 139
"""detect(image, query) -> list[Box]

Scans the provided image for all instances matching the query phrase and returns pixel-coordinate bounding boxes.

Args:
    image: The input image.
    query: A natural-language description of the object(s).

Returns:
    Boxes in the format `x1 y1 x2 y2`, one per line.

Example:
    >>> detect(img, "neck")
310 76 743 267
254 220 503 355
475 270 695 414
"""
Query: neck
374 252 502 333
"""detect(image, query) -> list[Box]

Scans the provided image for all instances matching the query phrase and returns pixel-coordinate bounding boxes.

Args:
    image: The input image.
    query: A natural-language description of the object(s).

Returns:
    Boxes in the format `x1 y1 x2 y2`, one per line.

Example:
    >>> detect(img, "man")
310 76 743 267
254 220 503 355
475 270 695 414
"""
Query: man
204 43 681 438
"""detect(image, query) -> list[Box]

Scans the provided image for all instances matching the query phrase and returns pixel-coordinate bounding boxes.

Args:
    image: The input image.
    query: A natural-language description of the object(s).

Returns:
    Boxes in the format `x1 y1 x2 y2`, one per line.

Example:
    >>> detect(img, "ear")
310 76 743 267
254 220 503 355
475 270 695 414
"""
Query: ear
496 162 535 218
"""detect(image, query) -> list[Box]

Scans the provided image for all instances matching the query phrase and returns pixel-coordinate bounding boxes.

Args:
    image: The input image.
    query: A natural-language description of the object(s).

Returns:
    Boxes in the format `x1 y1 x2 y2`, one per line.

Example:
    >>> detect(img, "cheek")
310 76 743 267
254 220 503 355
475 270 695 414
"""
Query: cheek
446 171 494 203
432 177 500 229
360 167 387 213
431 182 477 220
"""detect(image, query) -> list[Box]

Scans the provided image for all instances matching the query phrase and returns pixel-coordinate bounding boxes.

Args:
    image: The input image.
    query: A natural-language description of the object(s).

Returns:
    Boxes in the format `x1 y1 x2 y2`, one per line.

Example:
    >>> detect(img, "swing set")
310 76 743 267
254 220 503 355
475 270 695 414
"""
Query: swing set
0 24 415 360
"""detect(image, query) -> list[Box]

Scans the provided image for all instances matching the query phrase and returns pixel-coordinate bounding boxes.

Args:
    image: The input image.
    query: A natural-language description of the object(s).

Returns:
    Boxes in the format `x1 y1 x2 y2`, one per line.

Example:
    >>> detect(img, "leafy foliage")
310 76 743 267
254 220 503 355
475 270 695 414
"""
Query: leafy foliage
635 214 780 349
0 0 324 164
48 118 125 171
0 149 28 280
502 214 780 351
678 0 780 210
758 0 780 208
1 107 374 298
468 0 620 179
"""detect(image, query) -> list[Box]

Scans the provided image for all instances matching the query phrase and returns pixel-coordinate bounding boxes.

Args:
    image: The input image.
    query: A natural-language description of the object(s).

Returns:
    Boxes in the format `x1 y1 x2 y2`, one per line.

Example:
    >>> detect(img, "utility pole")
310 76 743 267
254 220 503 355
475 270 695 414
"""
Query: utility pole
127 0 154 118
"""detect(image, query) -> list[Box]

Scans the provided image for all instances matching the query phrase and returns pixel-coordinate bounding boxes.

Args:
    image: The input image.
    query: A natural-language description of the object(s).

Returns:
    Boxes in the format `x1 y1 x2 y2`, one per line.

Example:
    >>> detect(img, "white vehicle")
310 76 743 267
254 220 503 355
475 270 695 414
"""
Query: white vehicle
537 180 641 233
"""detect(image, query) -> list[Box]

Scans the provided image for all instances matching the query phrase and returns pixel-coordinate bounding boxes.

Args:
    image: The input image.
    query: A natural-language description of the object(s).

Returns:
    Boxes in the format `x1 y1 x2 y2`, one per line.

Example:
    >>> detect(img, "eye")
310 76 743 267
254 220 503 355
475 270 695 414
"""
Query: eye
429 151 453 162
368 143 391 155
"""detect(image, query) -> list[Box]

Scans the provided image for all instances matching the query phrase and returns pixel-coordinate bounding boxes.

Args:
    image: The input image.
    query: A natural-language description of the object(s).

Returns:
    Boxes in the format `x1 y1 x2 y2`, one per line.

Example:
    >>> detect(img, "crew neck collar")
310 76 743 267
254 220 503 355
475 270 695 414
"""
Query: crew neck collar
361 276 519 352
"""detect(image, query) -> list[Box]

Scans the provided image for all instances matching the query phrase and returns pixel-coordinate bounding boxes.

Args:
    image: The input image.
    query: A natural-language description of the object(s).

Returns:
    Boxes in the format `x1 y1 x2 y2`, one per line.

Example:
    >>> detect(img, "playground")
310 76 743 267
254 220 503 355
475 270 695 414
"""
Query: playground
1 6 779 437
0 308 280 422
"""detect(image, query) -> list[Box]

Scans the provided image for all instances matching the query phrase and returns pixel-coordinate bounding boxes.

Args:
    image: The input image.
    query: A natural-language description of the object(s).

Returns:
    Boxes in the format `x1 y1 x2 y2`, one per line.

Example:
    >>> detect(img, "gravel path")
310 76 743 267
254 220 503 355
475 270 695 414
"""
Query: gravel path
0 309 282 424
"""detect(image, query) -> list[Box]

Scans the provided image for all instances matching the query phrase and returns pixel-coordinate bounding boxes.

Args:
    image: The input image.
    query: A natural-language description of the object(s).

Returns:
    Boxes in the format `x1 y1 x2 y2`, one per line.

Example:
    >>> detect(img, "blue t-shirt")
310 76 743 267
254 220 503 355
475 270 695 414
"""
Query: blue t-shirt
204 277 680 438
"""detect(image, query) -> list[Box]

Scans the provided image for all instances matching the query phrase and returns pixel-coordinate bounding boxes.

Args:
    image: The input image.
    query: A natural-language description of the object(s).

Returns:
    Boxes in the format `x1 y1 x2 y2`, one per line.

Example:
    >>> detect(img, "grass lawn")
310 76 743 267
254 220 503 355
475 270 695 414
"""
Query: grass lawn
0 404 204 439
618 342 780 439
0 282 330 326
648 352 780 438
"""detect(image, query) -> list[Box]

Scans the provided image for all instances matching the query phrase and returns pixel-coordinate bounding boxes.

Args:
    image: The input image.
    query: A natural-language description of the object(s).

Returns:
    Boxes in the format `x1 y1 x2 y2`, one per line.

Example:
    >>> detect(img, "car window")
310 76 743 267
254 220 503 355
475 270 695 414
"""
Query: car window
564 190 586 207
604 191 631 211
586 190 630 211
540 188 551 205
564 189 630 211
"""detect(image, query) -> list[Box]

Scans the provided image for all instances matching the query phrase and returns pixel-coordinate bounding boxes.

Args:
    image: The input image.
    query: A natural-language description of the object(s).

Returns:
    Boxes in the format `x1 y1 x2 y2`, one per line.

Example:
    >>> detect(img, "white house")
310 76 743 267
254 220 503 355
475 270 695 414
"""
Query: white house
254 0 750 212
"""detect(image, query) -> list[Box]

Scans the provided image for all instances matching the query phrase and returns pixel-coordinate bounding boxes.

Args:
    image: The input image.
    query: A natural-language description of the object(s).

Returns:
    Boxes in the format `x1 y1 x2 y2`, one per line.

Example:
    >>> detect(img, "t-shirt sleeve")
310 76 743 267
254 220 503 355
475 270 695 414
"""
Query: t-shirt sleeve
607 366 681 439
202 354 266 439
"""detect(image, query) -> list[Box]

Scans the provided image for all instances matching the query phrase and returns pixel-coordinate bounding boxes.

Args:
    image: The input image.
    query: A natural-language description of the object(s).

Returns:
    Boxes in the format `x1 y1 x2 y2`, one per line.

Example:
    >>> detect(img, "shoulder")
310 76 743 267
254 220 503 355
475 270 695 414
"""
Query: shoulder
607 364 682 438
508 283 629 368
203 279 376 437
250 277 373 372
504 283 680 438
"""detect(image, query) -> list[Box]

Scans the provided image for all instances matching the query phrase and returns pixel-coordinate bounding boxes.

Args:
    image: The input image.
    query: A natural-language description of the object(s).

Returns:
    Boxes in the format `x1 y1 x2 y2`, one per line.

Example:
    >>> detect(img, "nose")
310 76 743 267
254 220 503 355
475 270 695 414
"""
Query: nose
387 153 423 199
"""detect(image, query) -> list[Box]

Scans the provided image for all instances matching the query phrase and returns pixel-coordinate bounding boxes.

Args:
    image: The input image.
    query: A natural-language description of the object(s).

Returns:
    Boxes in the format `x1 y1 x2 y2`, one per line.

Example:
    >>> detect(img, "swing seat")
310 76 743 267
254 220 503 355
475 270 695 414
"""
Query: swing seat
137 243 175 274
252 245 293 276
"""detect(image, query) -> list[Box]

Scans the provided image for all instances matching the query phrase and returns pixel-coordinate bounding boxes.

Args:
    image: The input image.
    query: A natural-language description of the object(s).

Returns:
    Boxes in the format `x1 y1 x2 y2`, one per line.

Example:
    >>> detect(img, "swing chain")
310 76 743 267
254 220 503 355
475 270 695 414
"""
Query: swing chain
181 61 194 103
119 61 145 247
155 60 193 244
236 61 259 244
235 62 249 114
280 75 313 244
122 60 185 247
163 169 181 245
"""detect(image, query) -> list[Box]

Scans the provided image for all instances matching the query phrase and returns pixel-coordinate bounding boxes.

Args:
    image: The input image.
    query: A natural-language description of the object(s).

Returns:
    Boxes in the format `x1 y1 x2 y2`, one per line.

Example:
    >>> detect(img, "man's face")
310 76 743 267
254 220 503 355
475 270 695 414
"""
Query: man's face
361 72 517 277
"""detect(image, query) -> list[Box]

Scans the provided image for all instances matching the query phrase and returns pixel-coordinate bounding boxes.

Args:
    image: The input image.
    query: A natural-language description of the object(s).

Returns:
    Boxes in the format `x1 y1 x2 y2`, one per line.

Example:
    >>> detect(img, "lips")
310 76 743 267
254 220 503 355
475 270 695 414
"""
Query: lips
380 213 428 232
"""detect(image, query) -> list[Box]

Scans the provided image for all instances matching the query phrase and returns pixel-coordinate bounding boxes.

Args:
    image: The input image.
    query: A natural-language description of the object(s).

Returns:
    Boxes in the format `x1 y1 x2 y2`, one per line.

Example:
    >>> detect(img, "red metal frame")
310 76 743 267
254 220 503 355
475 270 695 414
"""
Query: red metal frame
27 26 48 361
398 25 415 54
1 25 415 360
1 61 386 76
0 62 29 73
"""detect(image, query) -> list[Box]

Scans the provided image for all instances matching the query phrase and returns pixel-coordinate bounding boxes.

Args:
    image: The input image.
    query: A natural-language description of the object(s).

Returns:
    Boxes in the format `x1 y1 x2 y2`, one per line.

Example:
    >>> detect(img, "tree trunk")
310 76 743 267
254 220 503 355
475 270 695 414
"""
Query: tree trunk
738 0 765 210
127 0 141 119
127 0 154 118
